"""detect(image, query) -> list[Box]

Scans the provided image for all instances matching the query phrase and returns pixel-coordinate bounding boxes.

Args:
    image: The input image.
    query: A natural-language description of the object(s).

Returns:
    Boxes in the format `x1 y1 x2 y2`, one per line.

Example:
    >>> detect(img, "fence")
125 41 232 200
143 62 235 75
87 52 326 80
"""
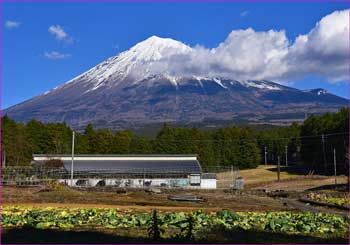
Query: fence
0 165 243 190
2 160 347 190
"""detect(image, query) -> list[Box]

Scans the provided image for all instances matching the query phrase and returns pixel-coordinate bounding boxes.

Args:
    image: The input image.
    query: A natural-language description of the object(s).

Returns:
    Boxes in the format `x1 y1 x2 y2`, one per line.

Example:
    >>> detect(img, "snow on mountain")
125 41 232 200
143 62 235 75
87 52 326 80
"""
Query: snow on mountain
317 90 327 95
56 36 192 93
303 88 328 95
239 80 281 90
313 89 328 95
42 36 286 96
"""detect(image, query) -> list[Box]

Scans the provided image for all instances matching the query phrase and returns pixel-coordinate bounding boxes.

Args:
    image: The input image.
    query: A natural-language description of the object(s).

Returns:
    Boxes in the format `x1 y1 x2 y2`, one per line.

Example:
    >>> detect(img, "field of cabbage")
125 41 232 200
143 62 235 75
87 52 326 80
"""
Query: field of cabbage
2 206 349 238
306 193 350 208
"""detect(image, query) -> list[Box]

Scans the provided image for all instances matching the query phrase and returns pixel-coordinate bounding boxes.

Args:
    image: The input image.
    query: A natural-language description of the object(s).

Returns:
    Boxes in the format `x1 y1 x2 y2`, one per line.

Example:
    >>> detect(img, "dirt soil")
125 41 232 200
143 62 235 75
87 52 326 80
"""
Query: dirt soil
2 186 290 212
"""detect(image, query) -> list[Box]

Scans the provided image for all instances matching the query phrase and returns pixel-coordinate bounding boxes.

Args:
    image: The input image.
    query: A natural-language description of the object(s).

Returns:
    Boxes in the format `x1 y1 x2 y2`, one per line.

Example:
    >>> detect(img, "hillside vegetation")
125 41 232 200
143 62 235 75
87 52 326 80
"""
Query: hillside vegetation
1 108 348 172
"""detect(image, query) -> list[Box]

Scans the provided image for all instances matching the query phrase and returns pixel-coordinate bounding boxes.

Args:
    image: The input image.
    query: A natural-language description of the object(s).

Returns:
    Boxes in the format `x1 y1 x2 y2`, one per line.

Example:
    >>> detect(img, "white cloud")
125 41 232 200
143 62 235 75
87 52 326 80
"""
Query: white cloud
207 28 289 80
44 51 71 60
48 25 73 42
5 20 20 29
240 11 249 17
145 9 349 83
143 29 290 81
284 9 349 82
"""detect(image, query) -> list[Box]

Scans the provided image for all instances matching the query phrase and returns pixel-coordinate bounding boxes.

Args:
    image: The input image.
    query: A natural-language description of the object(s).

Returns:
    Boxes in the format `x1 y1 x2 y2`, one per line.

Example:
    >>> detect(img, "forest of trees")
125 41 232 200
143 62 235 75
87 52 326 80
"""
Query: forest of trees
1 108 348 172
300 108 349 174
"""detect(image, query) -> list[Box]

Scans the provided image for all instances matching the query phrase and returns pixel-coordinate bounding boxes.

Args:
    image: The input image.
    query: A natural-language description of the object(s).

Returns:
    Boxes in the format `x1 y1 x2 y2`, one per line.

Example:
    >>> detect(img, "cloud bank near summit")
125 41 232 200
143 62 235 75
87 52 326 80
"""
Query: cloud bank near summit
135 9 349 83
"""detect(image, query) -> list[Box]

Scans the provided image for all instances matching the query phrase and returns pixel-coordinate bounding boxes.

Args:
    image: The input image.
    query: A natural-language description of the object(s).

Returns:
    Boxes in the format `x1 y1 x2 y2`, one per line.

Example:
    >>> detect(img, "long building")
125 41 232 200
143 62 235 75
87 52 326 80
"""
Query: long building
32 154 217 189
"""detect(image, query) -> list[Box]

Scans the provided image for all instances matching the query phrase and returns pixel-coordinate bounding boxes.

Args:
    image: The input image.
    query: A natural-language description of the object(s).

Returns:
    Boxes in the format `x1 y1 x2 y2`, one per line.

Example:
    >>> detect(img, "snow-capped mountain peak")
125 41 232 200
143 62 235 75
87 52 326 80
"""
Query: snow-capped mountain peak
5 35 348 130
59 36 192 92
126 35 192 62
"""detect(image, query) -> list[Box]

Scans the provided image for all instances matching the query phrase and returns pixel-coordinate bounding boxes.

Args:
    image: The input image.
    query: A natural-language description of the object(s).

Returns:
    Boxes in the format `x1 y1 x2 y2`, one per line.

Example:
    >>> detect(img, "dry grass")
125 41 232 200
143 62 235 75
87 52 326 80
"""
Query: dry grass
216 165 302 188
217 165 348 191
255 176 348 192
239 165 303 185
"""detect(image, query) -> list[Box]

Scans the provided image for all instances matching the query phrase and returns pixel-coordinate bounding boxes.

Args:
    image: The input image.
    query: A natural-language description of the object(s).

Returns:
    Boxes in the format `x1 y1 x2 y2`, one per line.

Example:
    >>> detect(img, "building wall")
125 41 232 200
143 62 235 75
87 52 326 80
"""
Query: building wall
60 178 190 188
200 179 217 189
59 177 217 189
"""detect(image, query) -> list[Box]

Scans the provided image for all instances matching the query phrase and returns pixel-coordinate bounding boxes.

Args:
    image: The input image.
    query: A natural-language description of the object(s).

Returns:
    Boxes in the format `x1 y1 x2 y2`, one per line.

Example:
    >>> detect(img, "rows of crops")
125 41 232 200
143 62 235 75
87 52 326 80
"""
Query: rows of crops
320 197 349 207
2 206 349 237
307 193 350 208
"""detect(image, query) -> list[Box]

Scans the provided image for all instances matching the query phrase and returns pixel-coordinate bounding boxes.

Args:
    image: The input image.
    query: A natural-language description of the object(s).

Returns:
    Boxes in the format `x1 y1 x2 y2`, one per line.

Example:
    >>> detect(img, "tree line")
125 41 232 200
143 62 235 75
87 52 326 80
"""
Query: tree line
1 108 348 172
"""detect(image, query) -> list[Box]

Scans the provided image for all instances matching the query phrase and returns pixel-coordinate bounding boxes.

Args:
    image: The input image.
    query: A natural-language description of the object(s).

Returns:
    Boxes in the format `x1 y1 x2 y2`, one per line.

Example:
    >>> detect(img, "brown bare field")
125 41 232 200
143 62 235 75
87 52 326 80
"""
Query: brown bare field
2 186 290 212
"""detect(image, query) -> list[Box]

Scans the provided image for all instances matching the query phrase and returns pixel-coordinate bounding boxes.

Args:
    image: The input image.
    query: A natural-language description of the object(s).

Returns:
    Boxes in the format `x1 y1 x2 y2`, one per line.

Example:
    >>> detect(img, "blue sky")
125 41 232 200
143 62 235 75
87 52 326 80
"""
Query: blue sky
3 2 349 109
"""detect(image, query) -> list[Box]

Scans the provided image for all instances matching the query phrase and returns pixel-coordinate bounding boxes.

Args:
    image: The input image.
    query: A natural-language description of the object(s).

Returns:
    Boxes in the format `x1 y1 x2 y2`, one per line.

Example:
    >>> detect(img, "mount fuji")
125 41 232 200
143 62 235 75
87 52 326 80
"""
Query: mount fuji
4 36 348 130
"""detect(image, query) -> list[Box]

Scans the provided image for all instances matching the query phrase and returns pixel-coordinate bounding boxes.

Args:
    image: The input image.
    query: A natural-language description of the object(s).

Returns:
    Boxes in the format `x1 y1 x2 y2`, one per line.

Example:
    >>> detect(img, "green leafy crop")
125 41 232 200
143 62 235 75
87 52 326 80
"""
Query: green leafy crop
2 206 349 238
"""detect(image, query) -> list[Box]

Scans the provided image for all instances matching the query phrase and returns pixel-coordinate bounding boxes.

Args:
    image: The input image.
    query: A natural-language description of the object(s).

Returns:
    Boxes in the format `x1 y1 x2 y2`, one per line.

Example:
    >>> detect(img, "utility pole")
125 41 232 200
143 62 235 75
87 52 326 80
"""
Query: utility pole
231 165 234 184
264 146 267 165
143 171 145 189
2 150 5 168
333 148 337 185
277 156 281 182
285 145 288 167
70 131 75 187
321 134 327 175
231 165 234 196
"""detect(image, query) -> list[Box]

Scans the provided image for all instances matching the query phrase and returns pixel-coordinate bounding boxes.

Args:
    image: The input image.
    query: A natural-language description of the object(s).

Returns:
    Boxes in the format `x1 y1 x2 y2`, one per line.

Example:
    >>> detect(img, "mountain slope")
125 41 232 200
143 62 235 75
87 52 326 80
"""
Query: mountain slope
4 36 348 130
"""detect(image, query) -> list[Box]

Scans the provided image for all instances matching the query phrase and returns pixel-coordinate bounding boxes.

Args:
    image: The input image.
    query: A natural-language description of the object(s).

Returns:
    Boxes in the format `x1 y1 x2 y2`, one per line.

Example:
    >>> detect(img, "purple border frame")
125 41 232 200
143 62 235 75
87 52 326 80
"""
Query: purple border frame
0 1 3 245
1 0 350 3
0 1 349 245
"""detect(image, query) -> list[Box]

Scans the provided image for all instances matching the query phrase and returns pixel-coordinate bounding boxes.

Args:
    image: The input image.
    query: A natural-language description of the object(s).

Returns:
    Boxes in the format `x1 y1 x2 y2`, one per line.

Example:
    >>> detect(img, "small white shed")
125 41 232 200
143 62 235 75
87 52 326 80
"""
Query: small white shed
200 173 217 189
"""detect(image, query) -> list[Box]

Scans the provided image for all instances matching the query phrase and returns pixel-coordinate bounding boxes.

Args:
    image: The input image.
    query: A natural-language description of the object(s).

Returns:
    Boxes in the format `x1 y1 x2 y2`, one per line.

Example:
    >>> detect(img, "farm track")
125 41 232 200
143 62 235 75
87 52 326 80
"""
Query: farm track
280 199 349 217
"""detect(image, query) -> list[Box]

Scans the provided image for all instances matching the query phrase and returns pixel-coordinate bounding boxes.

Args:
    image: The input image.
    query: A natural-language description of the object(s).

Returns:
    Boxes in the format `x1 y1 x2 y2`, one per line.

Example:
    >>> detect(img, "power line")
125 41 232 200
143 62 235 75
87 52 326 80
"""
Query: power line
153 132 349 143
